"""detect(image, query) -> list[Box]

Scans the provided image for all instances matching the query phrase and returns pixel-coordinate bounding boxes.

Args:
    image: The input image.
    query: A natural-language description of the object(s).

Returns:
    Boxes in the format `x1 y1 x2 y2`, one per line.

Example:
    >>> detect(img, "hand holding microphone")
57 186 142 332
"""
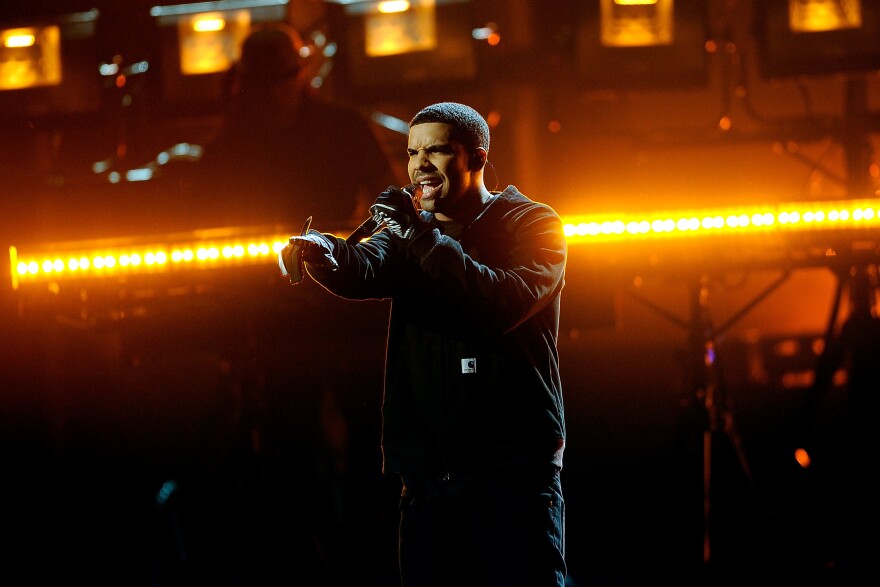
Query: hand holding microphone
347 184 424 244
281 183 424 285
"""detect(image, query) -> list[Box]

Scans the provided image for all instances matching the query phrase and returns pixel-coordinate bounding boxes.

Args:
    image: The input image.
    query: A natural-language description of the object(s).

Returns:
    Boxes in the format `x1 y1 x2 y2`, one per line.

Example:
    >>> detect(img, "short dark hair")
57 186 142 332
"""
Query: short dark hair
410 102 490 153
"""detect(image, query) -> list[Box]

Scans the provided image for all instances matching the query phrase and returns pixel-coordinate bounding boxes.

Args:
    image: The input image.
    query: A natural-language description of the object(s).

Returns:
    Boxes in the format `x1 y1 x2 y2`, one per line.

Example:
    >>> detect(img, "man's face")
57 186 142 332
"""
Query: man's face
406 122 473 217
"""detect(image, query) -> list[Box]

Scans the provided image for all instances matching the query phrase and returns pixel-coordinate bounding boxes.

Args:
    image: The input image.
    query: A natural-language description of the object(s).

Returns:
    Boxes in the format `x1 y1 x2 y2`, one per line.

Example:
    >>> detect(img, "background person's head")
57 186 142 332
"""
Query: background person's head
231 24 310 124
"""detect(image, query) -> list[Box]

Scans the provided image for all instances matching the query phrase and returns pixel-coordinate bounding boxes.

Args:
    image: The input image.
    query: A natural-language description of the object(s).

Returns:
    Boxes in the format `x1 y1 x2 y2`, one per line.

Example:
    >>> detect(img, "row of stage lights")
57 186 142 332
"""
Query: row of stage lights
563 198 880 240
17 241 278 276
10 197 880 289
0 0 880 108
9 231 292 290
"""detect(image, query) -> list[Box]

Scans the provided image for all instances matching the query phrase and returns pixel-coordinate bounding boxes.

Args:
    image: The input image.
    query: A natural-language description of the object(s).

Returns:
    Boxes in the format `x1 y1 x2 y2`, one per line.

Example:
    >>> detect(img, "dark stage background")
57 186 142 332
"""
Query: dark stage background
2 250 871 585
2 0 880 585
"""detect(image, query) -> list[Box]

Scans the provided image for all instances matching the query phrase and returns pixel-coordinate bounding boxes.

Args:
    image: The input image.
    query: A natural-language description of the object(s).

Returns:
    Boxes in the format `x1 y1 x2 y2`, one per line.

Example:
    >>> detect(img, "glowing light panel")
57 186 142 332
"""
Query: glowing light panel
178 10 251 75
364 0 436 56
0 26 62 90
789 0 862 33
601 0 674 47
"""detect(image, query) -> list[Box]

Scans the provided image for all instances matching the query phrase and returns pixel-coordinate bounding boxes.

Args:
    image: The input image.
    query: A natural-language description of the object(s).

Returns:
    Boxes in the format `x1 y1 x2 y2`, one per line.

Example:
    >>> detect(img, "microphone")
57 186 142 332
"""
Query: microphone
346 183 420 245
345 216 381 245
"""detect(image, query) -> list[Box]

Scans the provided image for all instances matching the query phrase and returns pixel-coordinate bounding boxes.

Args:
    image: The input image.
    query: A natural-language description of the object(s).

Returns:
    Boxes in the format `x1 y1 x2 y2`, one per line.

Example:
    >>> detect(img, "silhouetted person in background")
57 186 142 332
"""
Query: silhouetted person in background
194 23 399 231
173 23 400 585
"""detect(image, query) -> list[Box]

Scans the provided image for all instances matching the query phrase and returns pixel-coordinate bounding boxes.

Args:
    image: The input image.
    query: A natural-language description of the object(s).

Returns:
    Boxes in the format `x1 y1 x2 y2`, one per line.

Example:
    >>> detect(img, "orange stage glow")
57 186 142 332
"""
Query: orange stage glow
10 197 880 289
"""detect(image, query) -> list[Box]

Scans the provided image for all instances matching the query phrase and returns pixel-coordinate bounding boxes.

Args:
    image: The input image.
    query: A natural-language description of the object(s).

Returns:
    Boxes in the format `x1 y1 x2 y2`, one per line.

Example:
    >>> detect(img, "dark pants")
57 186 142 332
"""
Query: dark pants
397 465 566 587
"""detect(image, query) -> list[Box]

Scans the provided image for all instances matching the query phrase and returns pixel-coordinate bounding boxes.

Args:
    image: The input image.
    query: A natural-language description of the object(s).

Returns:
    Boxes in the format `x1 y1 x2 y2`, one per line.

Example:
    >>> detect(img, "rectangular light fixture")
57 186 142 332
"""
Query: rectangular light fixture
151 0 287 77
150 0 287 111
601 0 674 48
149 0 288 21
0 9 101 118
789 0 861 33
755 0 880 77
332 0 443 57
176 10 252 75
329 0 476 100
0 25 62 90
576 0 708 88
363 0 436 57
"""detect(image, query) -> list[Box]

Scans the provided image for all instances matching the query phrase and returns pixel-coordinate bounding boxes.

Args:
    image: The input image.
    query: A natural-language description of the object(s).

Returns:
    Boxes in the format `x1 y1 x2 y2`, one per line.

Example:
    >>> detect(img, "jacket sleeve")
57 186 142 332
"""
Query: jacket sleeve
303 230 400 300
305 199 567 336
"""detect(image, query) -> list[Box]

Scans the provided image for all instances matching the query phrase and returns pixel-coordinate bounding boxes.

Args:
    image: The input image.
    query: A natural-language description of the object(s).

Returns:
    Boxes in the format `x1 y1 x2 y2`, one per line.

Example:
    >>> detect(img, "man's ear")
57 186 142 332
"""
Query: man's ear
469 148 488 171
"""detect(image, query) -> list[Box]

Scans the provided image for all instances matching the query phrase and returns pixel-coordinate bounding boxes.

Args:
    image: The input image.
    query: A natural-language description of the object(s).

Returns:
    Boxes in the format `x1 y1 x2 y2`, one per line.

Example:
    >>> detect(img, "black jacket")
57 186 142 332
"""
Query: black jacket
309 186 567 480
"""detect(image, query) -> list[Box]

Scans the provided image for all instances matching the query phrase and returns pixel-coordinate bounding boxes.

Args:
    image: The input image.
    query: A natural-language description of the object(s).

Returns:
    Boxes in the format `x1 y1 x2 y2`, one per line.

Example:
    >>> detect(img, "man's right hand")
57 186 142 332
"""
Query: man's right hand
278 231 338 284
369 185 426 241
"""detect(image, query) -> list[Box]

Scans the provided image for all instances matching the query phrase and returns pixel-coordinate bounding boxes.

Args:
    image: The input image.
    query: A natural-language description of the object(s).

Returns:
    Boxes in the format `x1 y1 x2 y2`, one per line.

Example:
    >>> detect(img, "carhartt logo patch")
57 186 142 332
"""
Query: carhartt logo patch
461 358 476 374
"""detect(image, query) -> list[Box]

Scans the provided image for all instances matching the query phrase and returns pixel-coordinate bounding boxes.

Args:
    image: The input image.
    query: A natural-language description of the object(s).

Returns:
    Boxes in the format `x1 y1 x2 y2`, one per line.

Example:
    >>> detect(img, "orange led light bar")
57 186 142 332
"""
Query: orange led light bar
9 227 296 290
8 197 880 289
562 197 880 244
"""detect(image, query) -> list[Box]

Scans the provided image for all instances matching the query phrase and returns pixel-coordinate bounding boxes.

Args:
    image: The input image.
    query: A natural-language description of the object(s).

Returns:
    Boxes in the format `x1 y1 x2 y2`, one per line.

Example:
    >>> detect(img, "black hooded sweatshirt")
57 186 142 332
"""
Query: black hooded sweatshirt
307 185 567 481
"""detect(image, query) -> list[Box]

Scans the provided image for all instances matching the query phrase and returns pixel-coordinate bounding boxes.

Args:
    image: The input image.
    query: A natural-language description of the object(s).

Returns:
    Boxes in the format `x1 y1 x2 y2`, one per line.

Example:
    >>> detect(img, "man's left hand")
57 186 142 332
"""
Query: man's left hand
278 231 338 284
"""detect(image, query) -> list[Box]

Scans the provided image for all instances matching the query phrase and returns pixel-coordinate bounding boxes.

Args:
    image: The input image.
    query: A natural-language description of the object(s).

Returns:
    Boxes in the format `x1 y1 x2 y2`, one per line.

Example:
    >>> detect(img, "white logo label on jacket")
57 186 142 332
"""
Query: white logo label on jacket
461 358 476 374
